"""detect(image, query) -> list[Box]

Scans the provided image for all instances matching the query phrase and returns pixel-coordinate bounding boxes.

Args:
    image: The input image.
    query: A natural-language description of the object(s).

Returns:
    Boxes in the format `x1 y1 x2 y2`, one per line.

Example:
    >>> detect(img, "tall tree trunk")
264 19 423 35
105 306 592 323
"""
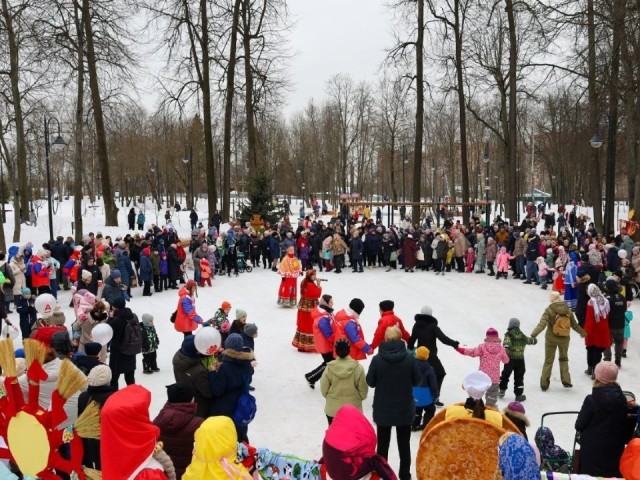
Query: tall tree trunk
223 0 242 222
82 0 118 225
412 0 424 225
200 0 217 216
1 0 25 242
242 0 259 174
454 0 470 223
73 0 84 242
604 0 624 236
587 0 603 233
390 134 397 202
505 0 518 222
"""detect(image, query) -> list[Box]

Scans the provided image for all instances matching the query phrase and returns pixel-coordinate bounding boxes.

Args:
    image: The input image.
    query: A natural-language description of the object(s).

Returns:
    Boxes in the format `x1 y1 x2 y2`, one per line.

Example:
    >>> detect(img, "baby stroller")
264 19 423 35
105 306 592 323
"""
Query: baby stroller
236 252 253 273
535 412 579 473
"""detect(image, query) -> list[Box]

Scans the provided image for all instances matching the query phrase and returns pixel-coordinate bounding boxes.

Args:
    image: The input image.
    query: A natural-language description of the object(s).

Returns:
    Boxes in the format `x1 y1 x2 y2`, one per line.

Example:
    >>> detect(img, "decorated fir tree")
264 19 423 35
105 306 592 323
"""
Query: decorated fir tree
239 168 283 225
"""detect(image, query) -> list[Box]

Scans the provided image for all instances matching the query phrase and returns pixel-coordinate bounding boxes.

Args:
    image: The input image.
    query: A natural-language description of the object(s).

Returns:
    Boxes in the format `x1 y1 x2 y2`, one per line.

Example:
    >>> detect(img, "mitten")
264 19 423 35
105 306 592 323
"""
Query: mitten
455 347 465 354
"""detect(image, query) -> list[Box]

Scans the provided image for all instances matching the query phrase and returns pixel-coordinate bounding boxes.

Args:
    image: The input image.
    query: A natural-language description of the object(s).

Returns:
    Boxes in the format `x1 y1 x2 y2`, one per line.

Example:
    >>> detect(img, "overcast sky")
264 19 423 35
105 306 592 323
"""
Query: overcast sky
283 0 393 117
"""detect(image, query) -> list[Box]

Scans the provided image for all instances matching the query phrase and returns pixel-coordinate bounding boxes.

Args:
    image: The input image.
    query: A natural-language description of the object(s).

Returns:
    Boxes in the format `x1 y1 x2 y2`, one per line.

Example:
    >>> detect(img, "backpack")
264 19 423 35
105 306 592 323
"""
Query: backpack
232 375 257 427
170 310 177 324
121 314 143 355
552 314 571 337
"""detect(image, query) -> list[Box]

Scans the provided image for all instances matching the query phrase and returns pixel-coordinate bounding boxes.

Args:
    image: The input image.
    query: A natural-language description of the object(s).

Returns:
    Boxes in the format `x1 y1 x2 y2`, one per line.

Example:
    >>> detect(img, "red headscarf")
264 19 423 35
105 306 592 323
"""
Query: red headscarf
322 405 397 480
101 385 160 480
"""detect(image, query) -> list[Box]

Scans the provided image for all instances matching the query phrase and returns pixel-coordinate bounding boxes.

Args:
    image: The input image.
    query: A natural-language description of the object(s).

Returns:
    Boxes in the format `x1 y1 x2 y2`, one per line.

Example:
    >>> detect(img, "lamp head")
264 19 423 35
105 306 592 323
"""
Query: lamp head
182 156 189 164
589 133 603 149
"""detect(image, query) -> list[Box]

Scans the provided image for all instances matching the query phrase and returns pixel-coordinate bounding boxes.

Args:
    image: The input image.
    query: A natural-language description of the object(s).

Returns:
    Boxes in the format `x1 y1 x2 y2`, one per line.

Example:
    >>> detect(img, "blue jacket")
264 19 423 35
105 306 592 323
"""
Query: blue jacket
350 236 364 261
269 236 280 260
139 254 153 282
209 349 254 417
117 253 135 286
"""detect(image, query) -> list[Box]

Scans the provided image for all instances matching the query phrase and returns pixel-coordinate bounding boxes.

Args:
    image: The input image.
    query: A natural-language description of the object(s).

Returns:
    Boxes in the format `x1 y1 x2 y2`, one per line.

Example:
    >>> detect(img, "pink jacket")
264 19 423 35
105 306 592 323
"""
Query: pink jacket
459 340 509 383
496 251 514 272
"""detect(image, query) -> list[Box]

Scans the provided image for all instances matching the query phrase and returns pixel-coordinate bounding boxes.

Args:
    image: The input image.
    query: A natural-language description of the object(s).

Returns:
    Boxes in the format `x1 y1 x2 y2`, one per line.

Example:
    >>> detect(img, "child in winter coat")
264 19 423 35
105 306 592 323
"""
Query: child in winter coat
16 287 37 339
465 247 475 273
485 237 497 276
141 313 160 374
498 318 536 402
496 246 515 279
412 346 439 431
456 327 510 407
503 401 530 440
159 252 169 290
536 256 554 290
207 301 232 344
199 259 212 287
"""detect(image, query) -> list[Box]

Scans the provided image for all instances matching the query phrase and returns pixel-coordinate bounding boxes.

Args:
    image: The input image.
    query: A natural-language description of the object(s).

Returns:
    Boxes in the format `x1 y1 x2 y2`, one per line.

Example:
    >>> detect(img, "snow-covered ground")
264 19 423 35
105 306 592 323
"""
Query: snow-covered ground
4 197 639 477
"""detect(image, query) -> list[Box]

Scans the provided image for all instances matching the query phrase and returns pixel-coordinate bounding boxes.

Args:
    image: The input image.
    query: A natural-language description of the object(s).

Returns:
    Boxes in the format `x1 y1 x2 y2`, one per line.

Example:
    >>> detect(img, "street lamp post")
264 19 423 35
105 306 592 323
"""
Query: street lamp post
431 157 436 225
402 145 408 202
483 142 490 227
44 117 65 240
182 146 194 209
149 159 161 210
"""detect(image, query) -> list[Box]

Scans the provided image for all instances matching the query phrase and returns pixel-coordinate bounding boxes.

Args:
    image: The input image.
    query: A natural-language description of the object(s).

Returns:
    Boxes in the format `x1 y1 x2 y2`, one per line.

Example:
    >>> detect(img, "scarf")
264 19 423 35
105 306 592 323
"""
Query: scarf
587 283 610 322
497 433 540 480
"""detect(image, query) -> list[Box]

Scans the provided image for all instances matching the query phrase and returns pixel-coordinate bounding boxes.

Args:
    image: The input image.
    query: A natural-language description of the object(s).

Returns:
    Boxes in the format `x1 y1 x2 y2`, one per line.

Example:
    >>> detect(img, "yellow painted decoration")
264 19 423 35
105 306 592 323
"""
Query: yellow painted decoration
7 411 51 476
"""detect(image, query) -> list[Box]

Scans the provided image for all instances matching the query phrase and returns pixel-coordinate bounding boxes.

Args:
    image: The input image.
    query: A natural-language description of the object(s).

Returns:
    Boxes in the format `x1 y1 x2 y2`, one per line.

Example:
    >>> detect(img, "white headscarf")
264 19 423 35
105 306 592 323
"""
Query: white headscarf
587 284 610 322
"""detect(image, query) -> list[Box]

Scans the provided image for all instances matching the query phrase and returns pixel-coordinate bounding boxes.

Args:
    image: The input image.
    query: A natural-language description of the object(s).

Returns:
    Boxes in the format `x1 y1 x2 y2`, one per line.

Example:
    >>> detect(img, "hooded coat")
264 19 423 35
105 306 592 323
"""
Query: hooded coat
172 338 213 418
154 402 204 479
208 348 254 418
575 383 631 477
459 339 510 384
107 306 138 375
366 340 421 426
320 356 368 417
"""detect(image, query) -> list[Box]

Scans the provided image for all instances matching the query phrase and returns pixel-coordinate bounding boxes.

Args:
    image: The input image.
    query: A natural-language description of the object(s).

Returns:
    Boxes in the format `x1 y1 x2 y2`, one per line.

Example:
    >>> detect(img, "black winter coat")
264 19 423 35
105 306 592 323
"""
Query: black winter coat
153 402 203 479
575 384 631 477
408 314 459 357
167 246 183 281
209 349 254 417
107 307 138 375
172 350 213 418
366 340 421 427
78 384 115 470
606 292 627 329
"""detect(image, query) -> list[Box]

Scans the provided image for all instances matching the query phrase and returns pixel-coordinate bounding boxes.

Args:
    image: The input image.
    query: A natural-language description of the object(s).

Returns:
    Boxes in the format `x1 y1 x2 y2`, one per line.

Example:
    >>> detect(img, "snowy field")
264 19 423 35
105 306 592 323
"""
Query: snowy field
4 197 639 477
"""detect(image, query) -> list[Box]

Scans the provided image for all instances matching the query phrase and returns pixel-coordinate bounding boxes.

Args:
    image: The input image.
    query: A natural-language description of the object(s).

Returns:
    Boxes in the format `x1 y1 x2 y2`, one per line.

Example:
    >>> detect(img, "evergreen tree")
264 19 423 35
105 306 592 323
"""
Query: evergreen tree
239 168 283 224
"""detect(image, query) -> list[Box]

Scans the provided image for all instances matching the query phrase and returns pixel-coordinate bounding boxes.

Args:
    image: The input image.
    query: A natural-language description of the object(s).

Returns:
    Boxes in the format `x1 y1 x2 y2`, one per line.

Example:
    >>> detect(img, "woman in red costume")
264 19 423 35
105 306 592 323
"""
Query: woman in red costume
292 269 322 352
277 245 302 307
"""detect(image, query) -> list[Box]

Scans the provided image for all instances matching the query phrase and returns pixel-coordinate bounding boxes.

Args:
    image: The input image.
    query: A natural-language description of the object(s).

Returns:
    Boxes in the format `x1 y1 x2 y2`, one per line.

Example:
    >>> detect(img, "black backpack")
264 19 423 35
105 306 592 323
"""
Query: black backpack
121 314 143 355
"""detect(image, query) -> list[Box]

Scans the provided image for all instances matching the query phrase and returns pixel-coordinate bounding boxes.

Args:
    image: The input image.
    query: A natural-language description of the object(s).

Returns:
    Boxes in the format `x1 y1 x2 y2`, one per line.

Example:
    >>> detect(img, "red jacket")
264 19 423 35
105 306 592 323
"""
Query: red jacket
312 306 335 354
584 303 611 348
174 287 203 333
30 256 50 288
334 309 370 360
370 311 410 351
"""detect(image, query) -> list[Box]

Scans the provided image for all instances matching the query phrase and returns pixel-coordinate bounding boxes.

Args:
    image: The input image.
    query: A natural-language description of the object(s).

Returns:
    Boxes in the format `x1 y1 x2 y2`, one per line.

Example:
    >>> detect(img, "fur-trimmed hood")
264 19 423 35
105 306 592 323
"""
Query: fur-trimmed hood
221 348 254 361
503 408 530 427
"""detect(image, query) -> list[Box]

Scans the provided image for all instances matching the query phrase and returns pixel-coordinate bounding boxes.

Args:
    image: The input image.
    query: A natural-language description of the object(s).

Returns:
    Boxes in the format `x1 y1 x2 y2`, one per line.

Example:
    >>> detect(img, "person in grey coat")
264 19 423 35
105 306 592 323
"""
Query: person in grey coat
366 326 421 480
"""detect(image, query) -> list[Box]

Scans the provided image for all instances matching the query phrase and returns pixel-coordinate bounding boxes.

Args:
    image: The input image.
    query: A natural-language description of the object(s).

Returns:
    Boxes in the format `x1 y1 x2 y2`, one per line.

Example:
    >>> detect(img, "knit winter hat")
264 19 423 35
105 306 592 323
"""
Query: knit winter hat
112 297 126 310
84 342 102 356
166 383 194 403
379 300 394 312
235 309 247 320
21 287 31 296
81 270 93 282
508 318 520 330
416 346 430 360
224 333 244 352
605 278 620 294
463 371 492 400
349 298 365 316
181 335 198 357
420 305 433 316
244 323 258 337
507 401 525 414
87 365 112 387
594 361 618 384
221 301 232 310
319 295 332 308
548 291 561 303
141 313 153 326
110 269 121 279
486 328 499 339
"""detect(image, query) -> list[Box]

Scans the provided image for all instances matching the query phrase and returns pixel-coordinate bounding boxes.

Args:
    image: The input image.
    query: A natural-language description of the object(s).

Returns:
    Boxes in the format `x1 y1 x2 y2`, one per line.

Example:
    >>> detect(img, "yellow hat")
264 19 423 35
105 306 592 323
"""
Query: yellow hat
416 346 430 360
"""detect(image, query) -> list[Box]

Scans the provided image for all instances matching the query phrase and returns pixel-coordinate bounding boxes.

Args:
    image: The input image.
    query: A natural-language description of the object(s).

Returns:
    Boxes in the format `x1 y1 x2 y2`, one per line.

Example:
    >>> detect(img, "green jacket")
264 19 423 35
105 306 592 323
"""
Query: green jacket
503 327 536 360
151 253 161 275
531 301 586 341
320 356 368 417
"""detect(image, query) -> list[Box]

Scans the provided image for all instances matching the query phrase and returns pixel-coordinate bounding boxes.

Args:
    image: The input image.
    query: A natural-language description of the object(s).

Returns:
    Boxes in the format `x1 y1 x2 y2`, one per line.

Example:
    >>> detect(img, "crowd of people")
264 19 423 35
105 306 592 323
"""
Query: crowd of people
0 201 639 479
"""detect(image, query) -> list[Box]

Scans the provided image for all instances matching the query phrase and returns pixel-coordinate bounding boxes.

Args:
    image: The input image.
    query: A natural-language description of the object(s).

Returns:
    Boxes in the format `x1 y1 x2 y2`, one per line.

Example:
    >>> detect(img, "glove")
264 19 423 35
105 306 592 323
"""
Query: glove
363 344 372 354
531 337 538 345
452 341 460 349
580 332 587 338
455 347 465 354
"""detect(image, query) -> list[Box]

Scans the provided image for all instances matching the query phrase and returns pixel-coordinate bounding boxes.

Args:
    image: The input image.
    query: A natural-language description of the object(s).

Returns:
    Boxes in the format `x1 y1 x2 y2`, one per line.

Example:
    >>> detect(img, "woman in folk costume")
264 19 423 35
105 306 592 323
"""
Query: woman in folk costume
277 245 302 307
292 269 322 352
320 405 397 480
584 283 612 377
101 384 176 480
183 416 252 480
494 432 540 480
563 251 579 310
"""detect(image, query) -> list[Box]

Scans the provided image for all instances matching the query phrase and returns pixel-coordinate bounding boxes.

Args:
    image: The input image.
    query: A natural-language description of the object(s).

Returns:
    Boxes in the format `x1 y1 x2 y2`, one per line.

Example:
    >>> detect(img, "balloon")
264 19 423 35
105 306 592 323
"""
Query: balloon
34 294 57 318
618 249 628 259
91 324 113 346
195 327 222 356
0 321 20 340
